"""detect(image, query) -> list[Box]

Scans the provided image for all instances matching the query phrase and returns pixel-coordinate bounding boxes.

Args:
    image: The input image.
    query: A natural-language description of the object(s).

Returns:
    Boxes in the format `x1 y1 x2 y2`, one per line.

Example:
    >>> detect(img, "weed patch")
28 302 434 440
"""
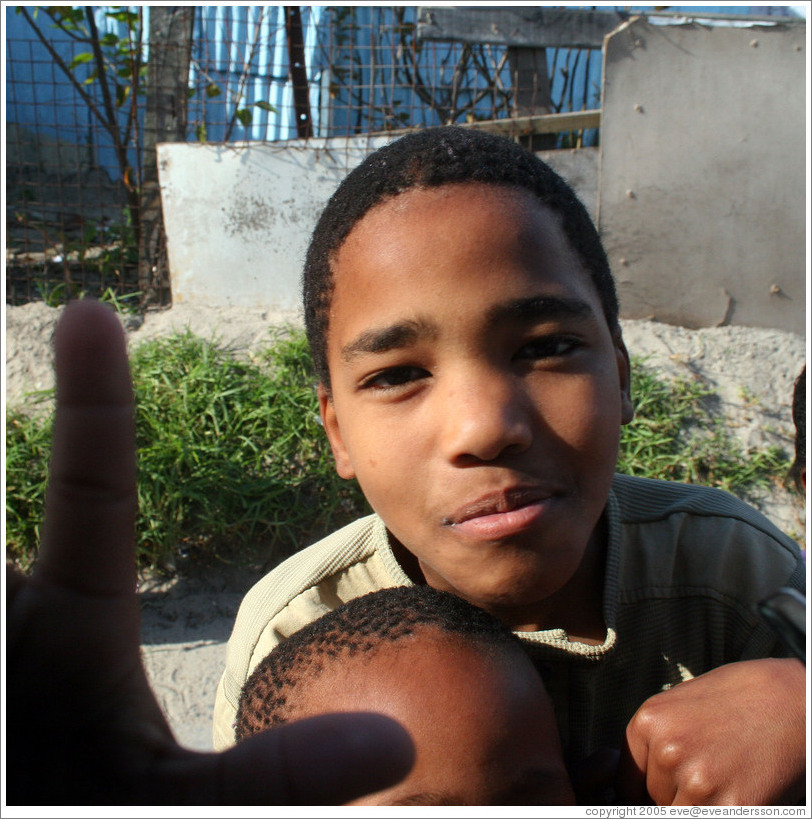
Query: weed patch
6 329 368 572
5 340 791 573
619 359 789 495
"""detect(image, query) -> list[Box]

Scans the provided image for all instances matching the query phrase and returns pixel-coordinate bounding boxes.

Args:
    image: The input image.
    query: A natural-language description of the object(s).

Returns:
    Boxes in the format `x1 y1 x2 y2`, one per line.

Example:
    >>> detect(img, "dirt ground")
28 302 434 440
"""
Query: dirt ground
5 301 807 751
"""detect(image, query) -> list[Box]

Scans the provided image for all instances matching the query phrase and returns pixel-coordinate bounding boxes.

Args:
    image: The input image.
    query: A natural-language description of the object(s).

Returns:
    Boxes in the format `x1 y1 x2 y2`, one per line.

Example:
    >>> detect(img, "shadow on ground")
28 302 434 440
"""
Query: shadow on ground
138 559 267 645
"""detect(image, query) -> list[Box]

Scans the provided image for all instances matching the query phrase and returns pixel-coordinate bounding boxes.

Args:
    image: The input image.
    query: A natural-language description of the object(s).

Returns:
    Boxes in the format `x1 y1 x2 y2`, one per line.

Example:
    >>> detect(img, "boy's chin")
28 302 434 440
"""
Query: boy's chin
422 561 578 620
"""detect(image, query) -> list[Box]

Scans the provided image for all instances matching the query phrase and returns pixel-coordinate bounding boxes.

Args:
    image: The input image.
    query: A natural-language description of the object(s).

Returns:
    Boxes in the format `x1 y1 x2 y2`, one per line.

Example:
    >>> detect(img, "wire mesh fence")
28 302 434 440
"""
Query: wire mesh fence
5 6 609 307
13 5 792 307
7 6 153 306
188 7 604 142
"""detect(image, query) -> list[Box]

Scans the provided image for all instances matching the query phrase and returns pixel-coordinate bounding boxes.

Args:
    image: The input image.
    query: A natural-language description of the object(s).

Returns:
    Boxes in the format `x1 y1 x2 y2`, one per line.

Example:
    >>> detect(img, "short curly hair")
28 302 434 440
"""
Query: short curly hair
788 365 806 493
234 585 526 740
303 125 618 390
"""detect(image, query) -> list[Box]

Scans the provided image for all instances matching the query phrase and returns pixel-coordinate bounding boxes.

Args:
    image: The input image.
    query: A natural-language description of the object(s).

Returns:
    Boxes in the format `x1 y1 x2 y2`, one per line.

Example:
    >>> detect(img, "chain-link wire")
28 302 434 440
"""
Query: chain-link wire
19 6 795 306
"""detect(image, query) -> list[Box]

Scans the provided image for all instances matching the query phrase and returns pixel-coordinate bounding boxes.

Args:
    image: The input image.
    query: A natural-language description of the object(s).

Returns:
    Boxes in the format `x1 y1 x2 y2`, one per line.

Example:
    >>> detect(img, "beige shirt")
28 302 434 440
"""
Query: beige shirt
212 474 805 762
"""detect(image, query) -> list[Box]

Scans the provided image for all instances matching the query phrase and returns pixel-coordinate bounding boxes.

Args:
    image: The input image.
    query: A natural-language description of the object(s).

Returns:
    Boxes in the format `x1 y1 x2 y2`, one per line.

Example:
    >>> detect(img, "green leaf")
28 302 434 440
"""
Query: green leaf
105 10 138 27
67 52 94 71
116 83 131 107
101 32 119 47
82 69 98 86
206 83 221 98
254 101 278 113
196 123 208 143
236 108 252 128
48 6 85 29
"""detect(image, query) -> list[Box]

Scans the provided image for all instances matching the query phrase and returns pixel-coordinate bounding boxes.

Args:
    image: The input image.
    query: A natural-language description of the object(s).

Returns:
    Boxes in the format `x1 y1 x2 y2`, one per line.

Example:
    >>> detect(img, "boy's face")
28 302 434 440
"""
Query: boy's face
320 183 633 629
293 629 576 805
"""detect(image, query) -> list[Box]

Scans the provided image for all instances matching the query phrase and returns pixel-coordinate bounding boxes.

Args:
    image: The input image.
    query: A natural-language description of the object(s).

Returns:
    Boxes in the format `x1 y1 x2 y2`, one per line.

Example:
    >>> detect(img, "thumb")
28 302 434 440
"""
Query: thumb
162 712 415 805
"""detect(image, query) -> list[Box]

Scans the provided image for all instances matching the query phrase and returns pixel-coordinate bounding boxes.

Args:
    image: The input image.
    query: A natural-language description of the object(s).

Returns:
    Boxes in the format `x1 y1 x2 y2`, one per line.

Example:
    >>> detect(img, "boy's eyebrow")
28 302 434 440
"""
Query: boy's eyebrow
340 318 438 362
339 296 595 363
486 294 596 328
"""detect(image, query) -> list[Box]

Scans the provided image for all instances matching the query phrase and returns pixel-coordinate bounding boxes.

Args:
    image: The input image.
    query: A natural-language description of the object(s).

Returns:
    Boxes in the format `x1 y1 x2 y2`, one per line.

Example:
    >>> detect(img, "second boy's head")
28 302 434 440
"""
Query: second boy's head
235 586 576 805
304 127 634 633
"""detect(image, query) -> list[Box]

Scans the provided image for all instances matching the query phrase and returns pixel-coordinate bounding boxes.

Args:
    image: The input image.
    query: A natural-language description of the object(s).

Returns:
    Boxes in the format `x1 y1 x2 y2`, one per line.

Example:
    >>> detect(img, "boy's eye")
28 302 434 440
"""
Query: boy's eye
516 335 579 360
360 366 429 390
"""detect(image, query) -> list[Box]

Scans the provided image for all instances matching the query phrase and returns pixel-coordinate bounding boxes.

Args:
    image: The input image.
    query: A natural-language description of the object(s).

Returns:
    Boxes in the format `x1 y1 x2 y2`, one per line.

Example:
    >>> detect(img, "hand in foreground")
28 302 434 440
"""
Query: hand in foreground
617 658 806 805
5 300 414 806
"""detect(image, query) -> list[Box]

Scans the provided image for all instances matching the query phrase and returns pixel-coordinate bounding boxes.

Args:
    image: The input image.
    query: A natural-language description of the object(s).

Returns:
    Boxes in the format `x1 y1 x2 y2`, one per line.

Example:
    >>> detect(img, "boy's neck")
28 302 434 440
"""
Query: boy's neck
389 521 608 644
492 524 608 643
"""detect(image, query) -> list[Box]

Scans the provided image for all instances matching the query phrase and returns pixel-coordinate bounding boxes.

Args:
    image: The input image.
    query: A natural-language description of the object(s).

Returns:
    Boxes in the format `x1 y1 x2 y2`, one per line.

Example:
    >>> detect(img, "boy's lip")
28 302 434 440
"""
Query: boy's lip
442 486 557 529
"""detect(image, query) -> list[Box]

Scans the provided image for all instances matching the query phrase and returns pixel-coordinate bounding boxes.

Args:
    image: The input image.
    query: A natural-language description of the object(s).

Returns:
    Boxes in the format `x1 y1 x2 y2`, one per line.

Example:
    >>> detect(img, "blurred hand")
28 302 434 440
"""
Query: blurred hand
617 658 806 805
5 300 414 806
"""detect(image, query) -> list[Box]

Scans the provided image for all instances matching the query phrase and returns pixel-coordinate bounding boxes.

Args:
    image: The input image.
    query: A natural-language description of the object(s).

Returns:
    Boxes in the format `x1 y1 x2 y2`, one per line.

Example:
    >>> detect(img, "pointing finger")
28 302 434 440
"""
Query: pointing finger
36 299 138 596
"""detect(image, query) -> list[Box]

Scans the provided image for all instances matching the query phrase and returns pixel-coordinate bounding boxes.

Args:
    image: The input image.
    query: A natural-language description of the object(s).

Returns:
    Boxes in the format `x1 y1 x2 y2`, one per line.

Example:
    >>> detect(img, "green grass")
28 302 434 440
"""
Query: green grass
618 359 790 495
6 329 369 573
5 410 53 567
5 338 793 573
131 329 370 570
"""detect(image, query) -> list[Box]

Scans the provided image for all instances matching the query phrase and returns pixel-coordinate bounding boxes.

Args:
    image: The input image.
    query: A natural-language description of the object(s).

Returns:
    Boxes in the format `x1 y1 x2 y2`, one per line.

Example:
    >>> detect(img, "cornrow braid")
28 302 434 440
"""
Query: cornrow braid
303 125 618 390
235 585 524 740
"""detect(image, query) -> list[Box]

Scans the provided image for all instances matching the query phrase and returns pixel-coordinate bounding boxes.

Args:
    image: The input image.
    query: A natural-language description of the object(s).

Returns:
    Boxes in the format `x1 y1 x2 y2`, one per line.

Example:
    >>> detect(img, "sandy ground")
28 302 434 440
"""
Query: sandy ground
137 565 261 751
5 301 807 751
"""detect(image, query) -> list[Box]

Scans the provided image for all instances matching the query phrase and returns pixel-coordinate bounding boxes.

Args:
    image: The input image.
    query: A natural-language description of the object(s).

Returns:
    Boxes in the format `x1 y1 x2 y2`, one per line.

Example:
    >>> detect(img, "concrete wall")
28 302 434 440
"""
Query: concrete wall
541 146 599 223
157 139 598 311
157 136 396 309
599 17 806 333
158 17 805 332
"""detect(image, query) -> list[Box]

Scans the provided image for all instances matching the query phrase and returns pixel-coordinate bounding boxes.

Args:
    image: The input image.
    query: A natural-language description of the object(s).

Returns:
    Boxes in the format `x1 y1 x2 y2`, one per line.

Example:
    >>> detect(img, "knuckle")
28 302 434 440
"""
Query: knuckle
651 738 684 771
629 695 667 734
680 762 718 802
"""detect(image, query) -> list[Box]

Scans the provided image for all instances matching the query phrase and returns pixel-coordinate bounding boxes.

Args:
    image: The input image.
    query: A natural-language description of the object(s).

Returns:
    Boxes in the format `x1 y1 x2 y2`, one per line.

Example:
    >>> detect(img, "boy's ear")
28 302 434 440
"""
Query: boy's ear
614 329 635 426
318 384 357 480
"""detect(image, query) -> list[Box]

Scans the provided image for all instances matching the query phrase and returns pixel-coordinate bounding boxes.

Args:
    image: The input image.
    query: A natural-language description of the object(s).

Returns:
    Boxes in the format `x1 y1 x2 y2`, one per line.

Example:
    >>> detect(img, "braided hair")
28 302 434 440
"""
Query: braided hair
235 584 525 740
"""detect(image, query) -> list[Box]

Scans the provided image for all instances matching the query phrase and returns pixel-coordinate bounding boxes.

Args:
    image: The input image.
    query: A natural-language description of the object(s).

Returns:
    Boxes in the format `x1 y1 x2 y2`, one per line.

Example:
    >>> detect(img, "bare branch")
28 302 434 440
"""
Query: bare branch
224 7 267 141
122 8 145 161
85 6 126 165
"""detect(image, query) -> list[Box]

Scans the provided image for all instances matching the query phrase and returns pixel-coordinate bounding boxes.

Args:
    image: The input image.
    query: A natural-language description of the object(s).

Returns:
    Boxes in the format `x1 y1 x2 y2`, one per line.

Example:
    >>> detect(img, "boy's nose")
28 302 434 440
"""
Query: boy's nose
440 373 534 463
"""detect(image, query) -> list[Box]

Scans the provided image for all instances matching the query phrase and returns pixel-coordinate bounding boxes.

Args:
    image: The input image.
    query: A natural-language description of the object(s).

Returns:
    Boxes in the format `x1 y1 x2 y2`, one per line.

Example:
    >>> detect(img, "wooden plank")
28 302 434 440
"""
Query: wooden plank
417 7 626 49
285 6 313 139
508 46 552 117
463 110 601 137
366 110 601 140
508 46 556 151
